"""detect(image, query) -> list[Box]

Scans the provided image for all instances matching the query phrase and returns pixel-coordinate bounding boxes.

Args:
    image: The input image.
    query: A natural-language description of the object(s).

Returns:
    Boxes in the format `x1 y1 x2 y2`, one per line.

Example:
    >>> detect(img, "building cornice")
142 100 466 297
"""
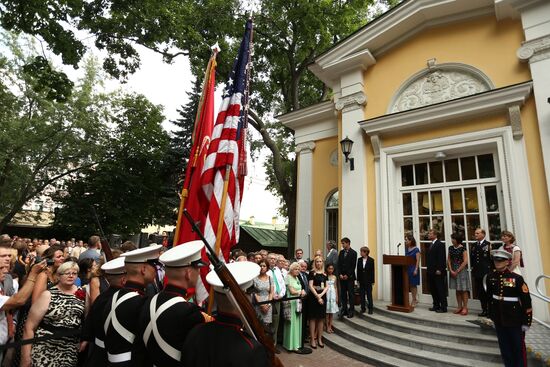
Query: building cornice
495 0 545 20
310 0 494 86
360 81 532 139
278 100 335 131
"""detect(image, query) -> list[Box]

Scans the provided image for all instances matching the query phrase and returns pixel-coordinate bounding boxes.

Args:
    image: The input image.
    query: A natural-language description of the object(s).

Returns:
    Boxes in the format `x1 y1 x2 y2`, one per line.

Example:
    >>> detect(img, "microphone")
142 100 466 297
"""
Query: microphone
397 242 402 255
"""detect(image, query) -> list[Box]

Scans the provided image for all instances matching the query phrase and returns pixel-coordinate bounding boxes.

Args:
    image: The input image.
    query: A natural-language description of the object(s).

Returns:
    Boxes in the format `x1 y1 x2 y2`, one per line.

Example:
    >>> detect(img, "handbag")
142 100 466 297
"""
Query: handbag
296 299 302 314
282 300 292 321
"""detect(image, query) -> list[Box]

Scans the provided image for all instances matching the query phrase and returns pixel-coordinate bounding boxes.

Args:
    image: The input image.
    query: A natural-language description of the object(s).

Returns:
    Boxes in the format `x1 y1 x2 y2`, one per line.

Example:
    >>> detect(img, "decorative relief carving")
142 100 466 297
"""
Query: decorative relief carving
390 64 492 113
295 141 316 154
335 91 367 113
517 35 550 63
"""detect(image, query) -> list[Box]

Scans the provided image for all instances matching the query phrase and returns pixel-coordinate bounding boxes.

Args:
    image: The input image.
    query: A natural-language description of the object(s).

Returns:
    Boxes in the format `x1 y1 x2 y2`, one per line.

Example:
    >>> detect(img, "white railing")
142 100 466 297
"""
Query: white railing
532 274 550 328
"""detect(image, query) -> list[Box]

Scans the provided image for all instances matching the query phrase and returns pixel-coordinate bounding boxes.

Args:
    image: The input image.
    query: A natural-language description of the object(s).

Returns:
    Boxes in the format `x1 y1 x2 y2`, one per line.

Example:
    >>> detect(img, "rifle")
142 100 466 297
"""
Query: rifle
183 210 283 367
91 205 113 261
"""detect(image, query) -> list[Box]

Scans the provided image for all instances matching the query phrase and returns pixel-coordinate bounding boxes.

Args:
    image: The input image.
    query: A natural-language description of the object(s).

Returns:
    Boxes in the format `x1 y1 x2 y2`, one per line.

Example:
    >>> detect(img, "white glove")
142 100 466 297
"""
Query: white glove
521 325 529 333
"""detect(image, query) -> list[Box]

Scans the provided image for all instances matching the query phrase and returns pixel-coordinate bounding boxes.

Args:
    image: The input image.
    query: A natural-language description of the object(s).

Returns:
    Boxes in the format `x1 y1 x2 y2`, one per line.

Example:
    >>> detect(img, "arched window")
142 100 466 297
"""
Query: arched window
325 190 338 245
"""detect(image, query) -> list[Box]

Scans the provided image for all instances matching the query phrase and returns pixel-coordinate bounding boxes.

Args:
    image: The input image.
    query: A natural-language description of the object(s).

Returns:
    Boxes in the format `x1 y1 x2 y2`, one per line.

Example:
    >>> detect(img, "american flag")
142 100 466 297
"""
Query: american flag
200 20 252 262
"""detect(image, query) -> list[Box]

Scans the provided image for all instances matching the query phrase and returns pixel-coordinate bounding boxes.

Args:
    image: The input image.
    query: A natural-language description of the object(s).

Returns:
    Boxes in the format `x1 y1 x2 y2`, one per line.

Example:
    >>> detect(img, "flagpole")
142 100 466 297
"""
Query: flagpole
172 48 219 246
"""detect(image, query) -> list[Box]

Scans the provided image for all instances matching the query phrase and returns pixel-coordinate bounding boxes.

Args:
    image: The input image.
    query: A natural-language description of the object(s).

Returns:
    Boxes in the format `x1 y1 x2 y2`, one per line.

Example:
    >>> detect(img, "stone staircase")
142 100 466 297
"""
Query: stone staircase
324 301 504 367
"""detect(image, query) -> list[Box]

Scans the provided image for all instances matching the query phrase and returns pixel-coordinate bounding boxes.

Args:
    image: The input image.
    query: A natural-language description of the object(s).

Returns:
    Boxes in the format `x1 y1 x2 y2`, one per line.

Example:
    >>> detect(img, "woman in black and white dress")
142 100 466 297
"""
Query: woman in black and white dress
21 261 85 367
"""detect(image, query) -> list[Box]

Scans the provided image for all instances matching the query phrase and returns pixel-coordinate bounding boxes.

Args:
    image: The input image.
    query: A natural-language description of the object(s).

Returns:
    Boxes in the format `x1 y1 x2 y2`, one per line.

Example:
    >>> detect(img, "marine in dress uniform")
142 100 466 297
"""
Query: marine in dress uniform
487 249 532 367
471 228 495 316
182 261 268 367
82 257 126 367
137 240 210 367
103 245 162 367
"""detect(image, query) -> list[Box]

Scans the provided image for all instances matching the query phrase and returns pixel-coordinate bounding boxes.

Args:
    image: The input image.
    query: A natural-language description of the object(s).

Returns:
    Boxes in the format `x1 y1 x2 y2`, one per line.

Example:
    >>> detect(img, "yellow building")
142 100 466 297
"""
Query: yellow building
279 0 550 322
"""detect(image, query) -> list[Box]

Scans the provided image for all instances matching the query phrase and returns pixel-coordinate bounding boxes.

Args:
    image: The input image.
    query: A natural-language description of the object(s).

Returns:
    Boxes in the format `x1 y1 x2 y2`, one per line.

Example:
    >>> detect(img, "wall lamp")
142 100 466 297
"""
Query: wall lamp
340 136 355 171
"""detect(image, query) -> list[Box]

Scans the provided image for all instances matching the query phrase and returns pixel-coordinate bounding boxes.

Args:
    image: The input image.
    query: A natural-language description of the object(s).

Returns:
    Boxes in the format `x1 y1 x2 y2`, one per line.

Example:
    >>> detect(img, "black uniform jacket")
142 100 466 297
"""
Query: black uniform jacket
338 248 358 280
103 281 148 367
136 284 206 367
182 312 268 367
426 240 446 275
470 240 496 278
356 256 375 285
82 286 120 367
487 268 532 327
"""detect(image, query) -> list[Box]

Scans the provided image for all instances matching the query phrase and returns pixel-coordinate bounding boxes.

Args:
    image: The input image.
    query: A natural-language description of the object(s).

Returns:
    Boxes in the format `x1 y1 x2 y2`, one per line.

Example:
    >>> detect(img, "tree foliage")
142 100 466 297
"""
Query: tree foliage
0 0 403 249
0 34 109 232
52 94 173 238
0 0 241 80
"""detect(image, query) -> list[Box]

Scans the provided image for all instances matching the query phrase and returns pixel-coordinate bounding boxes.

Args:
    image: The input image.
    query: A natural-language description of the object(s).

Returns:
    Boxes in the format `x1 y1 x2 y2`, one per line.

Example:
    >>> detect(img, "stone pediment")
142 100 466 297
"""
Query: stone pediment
389 62 494 113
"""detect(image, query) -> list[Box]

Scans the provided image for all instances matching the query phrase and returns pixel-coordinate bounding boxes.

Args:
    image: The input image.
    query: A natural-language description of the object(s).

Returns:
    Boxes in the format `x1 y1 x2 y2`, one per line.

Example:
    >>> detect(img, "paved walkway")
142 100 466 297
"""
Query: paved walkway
278 345 373 367
526 320 550 365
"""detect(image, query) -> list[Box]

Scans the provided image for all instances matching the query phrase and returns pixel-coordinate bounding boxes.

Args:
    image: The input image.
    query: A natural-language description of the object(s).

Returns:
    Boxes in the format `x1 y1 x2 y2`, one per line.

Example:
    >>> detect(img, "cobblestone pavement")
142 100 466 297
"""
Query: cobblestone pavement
525 320 550 365
277 345 373 367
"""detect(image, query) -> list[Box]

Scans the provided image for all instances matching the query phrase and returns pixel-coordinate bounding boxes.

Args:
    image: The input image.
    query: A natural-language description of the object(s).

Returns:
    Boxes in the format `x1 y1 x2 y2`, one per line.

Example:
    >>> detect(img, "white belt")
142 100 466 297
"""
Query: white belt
107 351 132 363
493 295 519 302
95 337 105 348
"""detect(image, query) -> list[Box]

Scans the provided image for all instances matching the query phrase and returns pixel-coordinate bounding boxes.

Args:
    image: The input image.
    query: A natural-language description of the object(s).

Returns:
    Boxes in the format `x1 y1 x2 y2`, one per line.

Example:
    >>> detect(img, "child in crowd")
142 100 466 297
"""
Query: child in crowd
325 264 339 333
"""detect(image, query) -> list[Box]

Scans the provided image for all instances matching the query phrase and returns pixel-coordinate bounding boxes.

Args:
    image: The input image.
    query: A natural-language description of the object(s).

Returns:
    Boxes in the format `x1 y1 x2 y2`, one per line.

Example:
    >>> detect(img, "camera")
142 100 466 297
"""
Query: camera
34 256 55 266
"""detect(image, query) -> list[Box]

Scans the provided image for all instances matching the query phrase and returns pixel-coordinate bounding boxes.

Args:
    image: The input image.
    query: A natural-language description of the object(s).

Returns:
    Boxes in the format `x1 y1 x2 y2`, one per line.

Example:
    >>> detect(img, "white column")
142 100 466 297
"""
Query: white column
295 142 316 260
335 68 368 254
503 0 550 201
517 35 550 200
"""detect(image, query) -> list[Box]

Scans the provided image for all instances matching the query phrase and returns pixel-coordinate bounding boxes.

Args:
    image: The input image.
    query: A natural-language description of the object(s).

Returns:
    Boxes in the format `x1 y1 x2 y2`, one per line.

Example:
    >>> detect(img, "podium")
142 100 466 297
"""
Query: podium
383 255 415 313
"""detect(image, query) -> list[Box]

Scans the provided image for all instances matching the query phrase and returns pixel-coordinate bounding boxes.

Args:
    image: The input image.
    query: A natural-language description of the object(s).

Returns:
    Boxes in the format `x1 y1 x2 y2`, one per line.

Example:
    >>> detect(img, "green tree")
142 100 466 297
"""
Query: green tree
0 0 241 80
0 0 403 251
52 94 173 238
169 78 203 188
0 35 109 232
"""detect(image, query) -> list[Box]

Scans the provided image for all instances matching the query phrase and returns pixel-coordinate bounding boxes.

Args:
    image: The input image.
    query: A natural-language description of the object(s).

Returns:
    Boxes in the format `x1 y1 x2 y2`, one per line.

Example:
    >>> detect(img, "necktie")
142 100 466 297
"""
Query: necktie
272 269 280 294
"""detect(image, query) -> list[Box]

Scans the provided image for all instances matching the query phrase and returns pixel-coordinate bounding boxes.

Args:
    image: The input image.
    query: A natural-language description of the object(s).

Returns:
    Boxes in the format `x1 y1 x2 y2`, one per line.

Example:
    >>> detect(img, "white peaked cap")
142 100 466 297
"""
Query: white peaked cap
122 244 162 263
160 240 206 267
206 261 260 293
101 257 126 275
491 249 512 260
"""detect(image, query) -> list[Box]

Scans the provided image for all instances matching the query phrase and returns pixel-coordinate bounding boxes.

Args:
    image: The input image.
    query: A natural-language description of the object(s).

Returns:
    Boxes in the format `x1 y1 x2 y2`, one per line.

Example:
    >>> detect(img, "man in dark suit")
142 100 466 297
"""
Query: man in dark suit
337 237 357 318
426 229 447 313
297 260 310 347
471 227 494 317
356 246 375 314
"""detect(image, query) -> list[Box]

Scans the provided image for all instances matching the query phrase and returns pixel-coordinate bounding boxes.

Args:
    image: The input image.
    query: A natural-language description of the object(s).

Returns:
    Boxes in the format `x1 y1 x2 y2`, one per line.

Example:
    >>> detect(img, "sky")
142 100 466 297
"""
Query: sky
120 45 283 225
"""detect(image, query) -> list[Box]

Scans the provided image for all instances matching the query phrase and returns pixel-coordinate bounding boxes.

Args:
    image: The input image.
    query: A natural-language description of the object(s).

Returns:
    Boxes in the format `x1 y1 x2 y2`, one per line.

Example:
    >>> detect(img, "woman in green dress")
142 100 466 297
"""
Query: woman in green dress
283 262 305 352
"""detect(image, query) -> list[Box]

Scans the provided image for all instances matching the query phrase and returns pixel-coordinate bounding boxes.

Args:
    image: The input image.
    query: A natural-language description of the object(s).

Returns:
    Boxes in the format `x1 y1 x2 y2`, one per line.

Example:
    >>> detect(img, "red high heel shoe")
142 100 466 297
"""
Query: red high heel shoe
453 308 463 314
460 308 468 316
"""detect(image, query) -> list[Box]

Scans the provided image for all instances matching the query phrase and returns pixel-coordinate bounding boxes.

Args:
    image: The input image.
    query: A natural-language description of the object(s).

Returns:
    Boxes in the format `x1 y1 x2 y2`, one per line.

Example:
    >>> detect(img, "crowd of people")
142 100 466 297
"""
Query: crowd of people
0 228 533 367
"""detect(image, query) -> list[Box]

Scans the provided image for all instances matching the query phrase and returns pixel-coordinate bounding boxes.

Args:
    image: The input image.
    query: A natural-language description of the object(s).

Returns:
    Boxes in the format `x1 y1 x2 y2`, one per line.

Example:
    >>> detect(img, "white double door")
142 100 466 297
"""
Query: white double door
402 183 504 307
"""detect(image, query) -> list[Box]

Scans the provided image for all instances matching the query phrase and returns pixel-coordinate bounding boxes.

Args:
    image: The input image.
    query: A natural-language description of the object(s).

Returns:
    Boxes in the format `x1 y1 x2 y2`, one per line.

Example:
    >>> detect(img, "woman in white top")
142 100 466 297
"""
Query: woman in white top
500 230 522 275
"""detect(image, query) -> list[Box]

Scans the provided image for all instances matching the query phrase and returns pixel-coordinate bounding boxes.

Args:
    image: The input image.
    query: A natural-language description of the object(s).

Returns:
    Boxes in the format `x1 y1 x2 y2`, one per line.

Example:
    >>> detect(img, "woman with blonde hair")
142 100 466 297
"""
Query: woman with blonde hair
21 261 85 367
308 255 328 348
282 262 305 353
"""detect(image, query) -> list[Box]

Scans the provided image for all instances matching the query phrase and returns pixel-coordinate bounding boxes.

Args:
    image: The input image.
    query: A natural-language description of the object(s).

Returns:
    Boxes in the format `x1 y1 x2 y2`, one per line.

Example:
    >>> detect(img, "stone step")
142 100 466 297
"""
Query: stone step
372 304 484 334
339 315 501 363
356 310 498 347
323 331 425 367
328 319 503 367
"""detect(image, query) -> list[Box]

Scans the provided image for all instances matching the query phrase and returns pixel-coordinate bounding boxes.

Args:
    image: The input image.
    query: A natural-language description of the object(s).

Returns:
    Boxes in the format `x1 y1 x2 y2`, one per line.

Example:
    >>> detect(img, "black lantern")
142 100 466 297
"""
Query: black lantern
340 136 354 171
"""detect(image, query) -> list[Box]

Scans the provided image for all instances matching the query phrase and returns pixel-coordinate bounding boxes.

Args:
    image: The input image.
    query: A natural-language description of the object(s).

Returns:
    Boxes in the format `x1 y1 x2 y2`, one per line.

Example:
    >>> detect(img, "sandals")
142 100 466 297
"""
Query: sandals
460 308 468 316
453 308 463 314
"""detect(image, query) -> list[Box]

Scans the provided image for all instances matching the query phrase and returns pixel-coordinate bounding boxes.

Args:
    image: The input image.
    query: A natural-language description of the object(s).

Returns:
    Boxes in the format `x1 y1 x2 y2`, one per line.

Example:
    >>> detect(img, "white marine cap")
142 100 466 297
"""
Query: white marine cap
206 261 260 293
122 244 162 264
159 240 206 268
101 257 126 275
491 249 512 260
